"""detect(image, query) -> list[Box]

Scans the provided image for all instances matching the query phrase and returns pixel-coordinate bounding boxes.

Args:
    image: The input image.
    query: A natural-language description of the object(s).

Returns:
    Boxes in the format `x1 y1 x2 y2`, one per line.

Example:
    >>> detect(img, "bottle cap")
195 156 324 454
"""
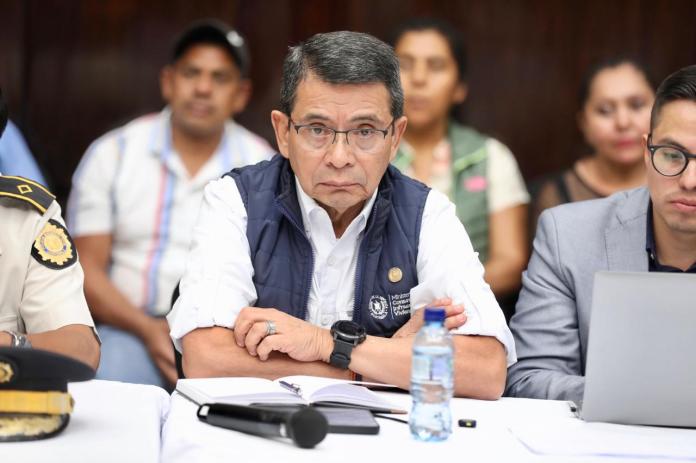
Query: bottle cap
423 307 445 322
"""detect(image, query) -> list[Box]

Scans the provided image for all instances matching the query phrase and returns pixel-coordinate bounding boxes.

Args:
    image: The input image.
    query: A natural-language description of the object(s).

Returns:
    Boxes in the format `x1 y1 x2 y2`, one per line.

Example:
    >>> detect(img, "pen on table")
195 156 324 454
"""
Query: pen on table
279 380 302 396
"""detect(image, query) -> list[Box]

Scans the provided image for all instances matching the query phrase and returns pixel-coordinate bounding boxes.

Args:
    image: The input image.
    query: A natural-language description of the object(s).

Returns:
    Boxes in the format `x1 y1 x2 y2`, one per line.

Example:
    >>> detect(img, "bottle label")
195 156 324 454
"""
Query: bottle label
412 351 453 385
431 356 452 382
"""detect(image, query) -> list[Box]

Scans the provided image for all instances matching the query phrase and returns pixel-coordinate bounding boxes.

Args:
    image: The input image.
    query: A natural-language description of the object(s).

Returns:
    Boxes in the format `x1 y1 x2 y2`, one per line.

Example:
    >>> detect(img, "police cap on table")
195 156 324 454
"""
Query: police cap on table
0 347 94 441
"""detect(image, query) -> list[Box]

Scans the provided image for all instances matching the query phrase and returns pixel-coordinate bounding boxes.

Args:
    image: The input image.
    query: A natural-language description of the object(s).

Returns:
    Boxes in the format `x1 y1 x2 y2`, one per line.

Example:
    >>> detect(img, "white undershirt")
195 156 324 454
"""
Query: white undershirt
168 174 516 366
295 178 378 328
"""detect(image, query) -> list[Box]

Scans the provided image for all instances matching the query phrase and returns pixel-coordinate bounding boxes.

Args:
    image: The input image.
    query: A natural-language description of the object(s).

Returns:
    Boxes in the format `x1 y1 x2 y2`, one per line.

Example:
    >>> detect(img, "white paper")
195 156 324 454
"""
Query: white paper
509 418 696 461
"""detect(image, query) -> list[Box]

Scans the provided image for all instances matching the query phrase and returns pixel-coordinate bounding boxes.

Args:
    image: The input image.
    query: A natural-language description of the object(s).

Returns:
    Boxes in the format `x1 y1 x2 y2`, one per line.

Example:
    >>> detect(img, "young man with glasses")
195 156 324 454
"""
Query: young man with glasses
168 31 515 399
507 65 696 402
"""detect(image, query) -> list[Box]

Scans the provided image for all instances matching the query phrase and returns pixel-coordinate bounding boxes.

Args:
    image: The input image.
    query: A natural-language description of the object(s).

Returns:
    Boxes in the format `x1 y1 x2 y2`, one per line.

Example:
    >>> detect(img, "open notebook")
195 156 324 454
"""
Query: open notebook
176 375 406 414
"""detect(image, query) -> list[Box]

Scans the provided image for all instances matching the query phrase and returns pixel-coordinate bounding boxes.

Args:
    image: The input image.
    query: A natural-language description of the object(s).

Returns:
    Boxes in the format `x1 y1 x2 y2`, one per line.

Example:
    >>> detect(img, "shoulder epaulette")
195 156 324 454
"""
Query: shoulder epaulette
0 176 55 214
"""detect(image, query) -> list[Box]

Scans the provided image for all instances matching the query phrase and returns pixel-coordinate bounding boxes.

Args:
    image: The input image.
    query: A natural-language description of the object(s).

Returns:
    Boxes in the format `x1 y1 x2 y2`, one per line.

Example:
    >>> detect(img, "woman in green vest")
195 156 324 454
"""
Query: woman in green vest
391 19 530 302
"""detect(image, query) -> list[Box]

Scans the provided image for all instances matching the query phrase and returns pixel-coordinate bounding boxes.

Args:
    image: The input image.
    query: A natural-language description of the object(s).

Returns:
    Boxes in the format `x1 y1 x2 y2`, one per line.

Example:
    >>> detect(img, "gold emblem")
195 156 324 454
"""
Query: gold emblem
0 415 65 439
388 267 403 283
17 184 33 195
0 362 14 384
33 221 73 267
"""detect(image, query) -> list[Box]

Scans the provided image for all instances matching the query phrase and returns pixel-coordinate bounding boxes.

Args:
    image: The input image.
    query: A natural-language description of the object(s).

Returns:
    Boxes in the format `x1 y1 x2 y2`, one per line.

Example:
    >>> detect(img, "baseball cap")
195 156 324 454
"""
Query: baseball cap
172 19 250 78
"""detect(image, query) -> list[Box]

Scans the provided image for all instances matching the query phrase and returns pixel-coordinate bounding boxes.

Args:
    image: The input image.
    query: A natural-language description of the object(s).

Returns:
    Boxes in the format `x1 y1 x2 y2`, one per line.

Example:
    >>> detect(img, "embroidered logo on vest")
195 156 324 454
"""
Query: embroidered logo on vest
368 295 389 320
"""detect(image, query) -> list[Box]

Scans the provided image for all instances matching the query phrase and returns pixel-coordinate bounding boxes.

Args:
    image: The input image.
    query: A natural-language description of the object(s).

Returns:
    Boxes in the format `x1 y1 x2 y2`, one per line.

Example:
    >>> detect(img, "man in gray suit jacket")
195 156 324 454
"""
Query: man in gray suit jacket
507 65 696 402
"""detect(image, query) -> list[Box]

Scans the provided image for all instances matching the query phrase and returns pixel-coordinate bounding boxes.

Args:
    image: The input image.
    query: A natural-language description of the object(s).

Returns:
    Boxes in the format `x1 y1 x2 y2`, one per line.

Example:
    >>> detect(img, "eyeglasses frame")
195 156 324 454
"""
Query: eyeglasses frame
287 116 395 150
647 133 696 177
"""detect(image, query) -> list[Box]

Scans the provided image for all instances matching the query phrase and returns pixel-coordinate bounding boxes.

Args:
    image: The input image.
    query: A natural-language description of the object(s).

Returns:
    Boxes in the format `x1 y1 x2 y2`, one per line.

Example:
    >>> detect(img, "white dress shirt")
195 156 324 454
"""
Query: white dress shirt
67 108 274 316
169 173 517 365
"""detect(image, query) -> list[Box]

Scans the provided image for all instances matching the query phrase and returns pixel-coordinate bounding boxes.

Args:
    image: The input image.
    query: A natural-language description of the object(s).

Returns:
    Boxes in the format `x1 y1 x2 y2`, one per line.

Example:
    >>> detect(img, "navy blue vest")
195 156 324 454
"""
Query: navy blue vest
226 155 430 337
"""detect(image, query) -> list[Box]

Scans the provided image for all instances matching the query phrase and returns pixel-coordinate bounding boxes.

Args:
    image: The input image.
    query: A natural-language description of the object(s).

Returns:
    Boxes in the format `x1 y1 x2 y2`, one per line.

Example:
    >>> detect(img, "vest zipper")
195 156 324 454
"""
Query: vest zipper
276 202 314 322
352 236 368 325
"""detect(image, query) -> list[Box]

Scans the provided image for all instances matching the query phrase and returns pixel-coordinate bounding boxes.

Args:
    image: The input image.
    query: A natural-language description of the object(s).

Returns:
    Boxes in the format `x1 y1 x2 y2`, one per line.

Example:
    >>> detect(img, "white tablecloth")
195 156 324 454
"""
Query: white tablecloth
6 379 691 462
2 380 170 463
161 391 695 463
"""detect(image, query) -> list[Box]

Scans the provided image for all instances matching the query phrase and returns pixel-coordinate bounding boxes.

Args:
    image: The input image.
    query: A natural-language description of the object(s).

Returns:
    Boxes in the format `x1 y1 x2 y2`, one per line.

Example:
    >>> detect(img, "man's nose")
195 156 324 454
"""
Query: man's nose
325 132 355 168
679 159 696 190
194 75 213 95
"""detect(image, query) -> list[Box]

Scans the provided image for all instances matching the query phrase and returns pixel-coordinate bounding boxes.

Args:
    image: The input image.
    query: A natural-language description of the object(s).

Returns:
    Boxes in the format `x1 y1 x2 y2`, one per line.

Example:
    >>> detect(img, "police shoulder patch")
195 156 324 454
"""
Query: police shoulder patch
31 220 77 270
0 176 55 214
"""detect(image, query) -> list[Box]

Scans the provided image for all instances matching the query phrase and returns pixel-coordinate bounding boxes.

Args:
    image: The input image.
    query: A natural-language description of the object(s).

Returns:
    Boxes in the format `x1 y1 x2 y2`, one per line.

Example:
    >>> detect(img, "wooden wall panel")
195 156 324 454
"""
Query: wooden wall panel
1 0 695 204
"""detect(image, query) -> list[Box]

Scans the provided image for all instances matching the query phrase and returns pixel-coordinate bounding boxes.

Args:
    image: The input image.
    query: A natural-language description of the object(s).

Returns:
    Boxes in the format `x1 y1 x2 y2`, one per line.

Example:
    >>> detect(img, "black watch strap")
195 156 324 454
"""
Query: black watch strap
329 338 354 369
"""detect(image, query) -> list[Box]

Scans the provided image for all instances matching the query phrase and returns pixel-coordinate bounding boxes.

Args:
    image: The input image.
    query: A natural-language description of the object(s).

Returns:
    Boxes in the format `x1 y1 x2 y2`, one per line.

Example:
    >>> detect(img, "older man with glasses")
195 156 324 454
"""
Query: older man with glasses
168 31 515 399
507 65 696 402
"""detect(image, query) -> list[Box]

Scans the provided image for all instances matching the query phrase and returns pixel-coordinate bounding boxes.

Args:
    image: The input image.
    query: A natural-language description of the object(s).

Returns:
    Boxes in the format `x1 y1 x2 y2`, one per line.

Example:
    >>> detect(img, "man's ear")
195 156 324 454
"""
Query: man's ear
271 110 290 159
160 66 174 103
643 133 651 168
230 79 252 116
389 116 408 161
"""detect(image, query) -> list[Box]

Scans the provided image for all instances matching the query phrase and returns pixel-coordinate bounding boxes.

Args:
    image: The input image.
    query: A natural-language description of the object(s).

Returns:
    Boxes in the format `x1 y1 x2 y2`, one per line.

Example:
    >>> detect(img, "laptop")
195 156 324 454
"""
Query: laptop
581 271 696 427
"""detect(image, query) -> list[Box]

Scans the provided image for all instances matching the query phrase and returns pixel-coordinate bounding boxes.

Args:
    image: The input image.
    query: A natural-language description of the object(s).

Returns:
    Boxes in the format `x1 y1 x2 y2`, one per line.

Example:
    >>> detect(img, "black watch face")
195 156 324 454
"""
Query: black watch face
332 321 366 341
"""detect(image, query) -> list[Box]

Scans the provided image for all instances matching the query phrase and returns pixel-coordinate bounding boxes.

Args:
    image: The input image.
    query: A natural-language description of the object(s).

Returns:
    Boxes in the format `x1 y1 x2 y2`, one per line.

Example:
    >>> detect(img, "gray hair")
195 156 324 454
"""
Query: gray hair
280 31 403 119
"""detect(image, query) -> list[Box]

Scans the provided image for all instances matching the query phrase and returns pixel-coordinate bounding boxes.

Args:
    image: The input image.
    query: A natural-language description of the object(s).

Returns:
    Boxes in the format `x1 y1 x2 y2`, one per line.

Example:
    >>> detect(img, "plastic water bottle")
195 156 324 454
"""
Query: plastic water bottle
409 307 453 441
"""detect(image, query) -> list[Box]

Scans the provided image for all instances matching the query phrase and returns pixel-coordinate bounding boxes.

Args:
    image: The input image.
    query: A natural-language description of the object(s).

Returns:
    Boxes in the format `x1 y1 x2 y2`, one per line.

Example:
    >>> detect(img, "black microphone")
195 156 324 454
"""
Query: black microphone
197 402 328 448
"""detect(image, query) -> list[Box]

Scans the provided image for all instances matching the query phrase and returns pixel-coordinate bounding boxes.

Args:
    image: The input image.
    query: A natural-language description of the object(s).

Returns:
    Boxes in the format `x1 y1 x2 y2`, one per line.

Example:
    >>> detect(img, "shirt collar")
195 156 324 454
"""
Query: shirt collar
148 107 173 159
645 199 696 273
149 107 233 169
295 176 378 237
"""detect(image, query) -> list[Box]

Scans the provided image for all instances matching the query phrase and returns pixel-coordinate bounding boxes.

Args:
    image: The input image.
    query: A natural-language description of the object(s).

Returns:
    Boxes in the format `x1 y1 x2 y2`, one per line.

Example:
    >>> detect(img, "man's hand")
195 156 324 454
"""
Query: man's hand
0 331 11 347
142 318 177 385
233 307 332 363
393 297 467 339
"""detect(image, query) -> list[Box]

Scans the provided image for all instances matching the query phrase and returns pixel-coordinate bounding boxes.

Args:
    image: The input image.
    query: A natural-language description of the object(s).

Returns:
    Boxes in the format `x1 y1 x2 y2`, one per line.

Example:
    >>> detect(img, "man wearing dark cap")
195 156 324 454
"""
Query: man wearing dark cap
0 89 100 369
67 20 273 387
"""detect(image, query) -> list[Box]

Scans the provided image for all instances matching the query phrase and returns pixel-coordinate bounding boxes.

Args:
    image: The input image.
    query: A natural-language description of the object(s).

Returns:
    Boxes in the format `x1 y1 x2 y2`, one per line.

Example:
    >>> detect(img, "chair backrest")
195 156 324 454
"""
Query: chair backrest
169 281 185 379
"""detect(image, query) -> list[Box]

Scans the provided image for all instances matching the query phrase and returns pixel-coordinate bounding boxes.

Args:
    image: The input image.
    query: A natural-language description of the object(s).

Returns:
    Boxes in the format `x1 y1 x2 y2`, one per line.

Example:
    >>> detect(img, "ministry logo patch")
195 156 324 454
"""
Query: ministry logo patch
368 295 389 320
389 292 411 317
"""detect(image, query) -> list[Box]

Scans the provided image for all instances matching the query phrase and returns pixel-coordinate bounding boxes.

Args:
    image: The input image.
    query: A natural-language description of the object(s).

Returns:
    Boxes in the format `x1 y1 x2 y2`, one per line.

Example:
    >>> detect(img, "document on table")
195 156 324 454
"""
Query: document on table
176 375 405 413
508 418 696 461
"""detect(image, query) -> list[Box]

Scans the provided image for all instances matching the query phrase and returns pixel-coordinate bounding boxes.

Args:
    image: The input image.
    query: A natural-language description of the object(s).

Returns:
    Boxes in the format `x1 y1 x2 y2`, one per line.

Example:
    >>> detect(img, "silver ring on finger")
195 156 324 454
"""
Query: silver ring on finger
265 320 277 336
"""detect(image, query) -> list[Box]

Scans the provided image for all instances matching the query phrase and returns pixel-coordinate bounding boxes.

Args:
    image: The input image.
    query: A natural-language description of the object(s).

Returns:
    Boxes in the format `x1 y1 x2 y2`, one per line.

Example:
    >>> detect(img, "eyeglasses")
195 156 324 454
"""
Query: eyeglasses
647 134 696 177
288 117 394 153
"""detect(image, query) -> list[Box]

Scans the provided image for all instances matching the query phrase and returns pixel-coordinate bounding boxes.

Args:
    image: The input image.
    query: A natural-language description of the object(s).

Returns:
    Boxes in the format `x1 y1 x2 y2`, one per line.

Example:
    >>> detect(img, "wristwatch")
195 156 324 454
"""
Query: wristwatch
3 330 32 349
329 321 366 369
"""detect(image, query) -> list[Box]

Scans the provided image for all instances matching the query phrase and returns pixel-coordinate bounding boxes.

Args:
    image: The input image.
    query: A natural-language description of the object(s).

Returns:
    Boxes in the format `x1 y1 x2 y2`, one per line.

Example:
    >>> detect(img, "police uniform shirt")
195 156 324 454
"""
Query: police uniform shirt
0 177 95 334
